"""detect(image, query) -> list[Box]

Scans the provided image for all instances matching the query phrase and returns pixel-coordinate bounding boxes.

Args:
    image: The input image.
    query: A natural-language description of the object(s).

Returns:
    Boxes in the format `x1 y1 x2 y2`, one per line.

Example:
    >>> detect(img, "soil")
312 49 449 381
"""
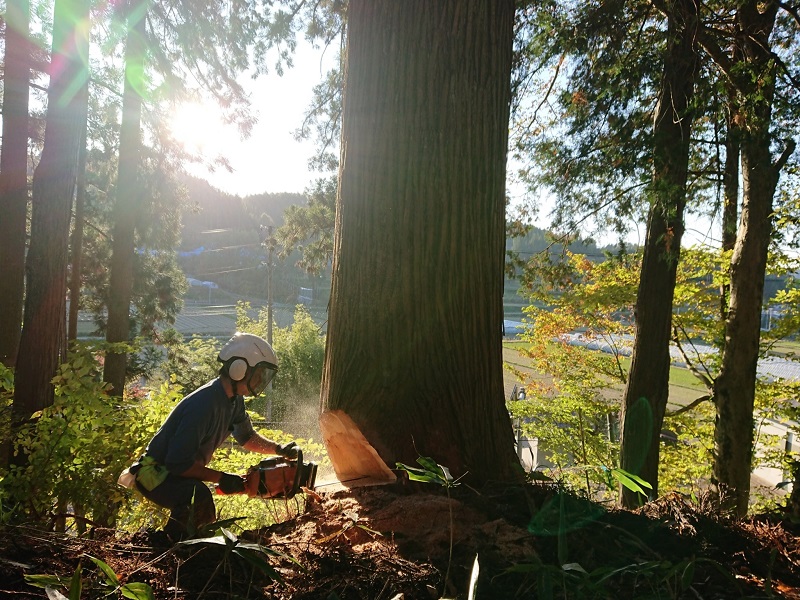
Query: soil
1 480 799 599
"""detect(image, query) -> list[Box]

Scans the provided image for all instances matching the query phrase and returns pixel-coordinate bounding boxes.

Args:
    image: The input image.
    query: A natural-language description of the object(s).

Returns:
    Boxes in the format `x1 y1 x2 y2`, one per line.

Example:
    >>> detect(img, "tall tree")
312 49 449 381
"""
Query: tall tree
103 0 148 394
719 74 742 331
511 0 661 240
12 0 90 438
320 0 520 484
0 0 31 367
67 80 89 342
700 0 797 516
619 0 701 506
100 0 314 393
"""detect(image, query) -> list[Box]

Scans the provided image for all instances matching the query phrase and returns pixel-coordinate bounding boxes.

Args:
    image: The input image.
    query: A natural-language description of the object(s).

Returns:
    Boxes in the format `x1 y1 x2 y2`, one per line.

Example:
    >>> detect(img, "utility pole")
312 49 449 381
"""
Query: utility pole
260 223 276 423
260 224 275 345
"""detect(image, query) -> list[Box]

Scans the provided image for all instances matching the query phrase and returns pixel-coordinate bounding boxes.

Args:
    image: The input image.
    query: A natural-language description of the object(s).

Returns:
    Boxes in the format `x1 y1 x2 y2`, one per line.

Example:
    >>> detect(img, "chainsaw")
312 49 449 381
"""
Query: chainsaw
218 449 317 499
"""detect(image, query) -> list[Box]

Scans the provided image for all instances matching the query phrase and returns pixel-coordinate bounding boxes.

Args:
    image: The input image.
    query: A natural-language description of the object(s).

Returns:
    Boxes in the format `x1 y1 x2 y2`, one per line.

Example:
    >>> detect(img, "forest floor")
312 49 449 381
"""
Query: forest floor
2 346 797 598
1 480 799 599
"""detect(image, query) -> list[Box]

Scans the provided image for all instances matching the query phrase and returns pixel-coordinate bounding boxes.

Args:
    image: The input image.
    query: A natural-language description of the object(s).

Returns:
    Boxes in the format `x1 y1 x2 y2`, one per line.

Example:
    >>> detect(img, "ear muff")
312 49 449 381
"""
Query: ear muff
228 358 248 382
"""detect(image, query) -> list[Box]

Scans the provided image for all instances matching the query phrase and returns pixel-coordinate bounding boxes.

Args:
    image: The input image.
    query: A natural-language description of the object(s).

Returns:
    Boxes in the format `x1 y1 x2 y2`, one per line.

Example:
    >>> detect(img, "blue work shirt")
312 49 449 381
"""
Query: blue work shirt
145 378 256 474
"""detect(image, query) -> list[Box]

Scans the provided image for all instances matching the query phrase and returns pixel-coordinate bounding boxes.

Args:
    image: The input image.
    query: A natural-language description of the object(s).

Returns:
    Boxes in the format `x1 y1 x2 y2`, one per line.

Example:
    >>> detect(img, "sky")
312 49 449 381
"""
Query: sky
170 41 720 249
173 40 338 198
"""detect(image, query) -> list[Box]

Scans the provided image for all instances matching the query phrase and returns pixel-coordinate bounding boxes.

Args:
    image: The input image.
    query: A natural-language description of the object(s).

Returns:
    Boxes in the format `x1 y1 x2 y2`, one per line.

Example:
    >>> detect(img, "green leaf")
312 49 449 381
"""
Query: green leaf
121 582 156 600
395 462 444 485
68 560 82 600
178 535 229 547
86 555 119 586
233 547 283 582
407 470 443 484
610 468 652 495
221 527 239 546
236 541 286 559
624 471 653 489
679 560 696 591
24 574 67 589
418 456 455 483
439 464 454 483
561 562 588 574
416 456 440 473
355 523 382 536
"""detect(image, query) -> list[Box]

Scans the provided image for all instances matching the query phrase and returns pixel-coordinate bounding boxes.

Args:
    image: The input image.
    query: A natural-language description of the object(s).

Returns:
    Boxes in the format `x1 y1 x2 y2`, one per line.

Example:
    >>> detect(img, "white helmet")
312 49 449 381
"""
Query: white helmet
218 332 278 396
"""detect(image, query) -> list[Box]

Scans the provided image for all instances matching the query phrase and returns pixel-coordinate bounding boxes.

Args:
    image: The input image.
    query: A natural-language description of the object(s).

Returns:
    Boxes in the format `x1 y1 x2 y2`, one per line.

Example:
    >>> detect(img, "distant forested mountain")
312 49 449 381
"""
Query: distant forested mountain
179 176 305 250
507 225 618 260
176 176 319 301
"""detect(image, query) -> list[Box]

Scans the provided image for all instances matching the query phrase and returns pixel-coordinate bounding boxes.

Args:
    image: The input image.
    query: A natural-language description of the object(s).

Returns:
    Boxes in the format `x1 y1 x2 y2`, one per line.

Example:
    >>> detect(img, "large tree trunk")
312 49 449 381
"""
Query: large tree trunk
103 0 147 394
619 0 699 507
0 0 31 367
11 0 90 446
320 0 520 485
713 0 794 517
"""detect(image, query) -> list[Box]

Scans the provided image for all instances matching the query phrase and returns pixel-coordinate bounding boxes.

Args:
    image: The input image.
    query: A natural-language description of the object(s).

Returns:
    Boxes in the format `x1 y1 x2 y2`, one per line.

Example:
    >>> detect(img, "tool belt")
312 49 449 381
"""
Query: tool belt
129 456 169 492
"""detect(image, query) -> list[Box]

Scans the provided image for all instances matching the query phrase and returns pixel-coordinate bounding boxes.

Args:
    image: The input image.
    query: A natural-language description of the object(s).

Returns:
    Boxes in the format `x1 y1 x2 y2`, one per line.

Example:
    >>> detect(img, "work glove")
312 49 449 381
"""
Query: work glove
276 441 300 459
218 472 246 494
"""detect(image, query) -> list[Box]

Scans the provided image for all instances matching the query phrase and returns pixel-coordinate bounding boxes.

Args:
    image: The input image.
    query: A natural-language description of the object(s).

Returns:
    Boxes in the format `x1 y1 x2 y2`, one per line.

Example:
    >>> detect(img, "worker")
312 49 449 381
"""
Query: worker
128 332 300 539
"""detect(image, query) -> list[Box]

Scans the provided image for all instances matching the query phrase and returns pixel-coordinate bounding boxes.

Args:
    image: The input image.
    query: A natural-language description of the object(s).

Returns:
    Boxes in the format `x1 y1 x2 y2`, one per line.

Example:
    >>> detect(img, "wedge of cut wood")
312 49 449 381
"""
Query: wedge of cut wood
319 409 396 489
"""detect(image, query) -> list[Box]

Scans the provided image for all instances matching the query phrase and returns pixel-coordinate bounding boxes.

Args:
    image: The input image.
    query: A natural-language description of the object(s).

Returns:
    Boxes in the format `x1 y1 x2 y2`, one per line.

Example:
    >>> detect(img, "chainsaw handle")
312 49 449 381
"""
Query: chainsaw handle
215 483 246 496
287 449 304 499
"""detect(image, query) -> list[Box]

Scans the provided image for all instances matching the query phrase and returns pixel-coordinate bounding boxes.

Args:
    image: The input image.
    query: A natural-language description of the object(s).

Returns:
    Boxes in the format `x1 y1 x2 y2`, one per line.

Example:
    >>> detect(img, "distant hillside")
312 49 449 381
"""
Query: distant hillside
179 176 305 250
176 176 321 302
505 225 789 304
507 225 616 260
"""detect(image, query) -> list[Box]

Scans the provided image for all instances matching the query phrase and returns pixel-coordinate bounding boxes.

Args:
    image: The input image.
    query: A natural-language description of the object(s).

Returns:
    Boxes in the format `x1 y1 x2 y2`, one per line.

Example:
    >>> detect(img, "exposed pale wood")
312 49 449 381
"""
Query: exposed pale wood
320 410 396 485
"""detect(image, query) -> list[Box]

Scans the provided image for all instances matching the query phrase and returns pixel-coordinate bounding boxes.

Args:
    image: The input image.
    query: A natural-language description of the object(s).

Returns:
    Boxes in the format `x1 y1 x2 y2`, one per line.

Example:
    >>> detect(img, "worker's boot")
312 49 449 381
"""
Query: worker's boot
165 497 216 541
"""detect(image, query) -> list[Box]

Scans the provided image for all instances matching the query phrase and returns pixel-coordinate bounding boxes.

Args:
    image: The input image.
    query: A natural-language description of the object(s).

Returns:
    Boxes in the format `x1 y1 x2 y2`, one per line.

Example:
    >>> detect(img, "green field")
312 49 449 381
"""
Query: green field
503 340 709 409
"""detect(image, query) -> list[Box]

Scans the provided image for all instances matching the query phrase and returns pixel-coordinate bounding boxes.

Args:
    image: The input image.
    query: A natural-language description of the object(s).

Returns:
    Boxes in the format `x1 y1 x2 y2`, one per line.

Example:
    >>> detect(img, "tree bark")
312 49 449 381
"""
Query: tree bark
103 0 148 394
719 77 741 333
0 0 31 367
712 0 794 517
721 90 740 254
68 82 90 342
619 0 699 507
320 0 520 484
12 0 90 440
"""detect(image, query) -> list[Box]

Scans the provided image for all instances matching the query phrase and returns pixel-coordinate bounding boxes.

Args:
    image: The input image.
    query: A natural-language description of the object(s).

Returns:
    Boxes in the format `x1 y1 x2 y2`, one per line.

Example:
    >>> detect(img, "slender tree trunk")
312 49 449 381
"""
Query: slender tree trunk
0 0 31 367
619 0 699 507
721 96 740 253
719 80 740 333
712 1 796 517
789 458 800 520
68 81 90 342
320 0 520 484
11 0 90 452
103 0 148 394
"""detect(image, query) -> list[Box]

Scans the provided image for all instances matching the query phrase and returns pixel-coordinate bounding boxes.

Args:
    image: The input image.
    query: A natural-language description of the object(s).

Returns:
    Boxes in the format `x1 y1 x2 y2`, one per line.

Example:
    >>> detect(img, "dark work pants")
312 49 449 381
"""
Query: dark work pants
136 473 215 537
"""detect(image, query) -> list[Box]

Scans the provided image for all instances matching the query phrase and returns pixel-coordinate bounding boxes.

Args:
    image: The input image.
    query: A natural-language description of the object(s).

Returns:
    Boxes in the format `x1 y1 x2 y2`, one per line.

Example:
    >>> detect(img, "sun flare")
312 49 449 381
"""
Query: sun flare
169 102 229 154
